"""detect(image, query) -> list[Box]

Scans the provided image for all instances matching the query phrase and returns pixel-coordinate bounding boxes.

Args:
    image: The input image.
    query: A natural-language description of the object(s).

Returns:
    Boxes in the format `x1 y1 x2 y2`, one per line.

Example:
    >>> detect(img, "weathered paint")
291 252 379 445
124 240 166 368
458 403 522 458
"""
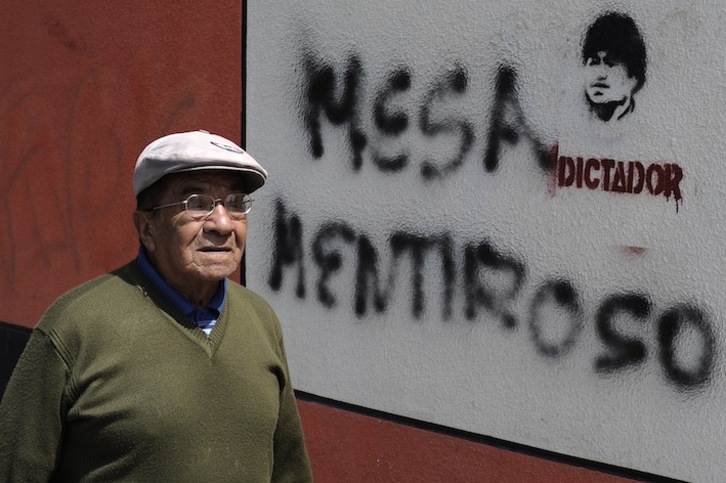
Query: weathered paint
297 397 645 483
0 0 242 327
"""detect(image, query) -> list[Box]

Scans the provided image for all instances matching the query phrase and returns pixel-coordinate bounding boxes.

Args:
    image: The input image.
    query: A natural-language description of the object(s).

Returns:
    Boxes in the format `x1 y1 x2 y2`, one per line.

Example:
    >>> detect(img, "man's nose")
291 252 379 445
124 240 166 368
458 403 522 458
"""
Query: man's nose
594 65 609 79
204 203 234 234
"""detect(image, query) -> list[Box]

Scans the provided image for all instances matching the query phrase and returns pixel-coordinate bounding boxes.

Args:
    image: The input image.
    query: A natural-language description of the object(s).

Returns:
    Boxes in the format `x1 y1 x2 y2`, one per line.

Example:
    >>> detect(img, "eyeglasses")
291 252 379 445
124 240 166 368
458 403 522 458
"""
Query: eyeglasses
149 193 253 220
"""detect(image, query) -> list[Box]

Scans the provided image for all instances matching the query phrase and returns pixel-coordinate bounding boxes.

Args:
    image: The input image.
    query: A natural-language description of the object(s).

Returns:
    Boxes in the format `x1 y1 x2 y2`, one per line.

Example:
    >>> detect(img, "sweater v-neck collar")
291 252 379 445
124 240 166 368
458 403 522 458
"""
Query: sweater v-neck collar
126 260 229 358
136 247 226 333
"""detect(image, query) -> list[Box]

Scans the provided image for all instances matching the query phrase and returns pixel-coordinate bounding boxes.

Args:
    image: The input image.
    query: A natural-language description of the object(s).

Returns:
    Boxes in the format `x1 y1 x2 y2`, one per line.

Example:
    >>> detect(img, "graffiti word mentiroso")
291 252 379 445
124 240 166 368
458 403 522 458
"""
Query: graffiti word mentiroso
269 199 716 392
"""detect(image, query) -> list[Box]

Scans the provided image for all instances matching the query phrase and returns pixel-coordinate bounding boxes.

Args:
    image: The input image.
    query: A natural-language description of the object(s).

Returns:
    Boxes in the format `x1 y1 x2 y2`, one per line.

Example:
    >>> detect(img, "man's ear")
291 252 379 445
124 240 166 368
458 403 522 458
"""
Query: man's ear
133 211 157 252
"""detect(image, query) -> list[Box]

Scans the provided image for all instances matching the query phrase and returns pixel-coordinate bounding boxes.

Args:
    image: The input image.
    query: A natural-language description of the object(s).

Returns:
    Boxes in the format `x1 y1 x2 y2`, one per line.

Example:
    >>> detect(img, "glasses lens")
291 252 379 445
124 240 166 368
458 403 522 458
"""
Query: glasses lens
185 194 214 218
224 193 252 216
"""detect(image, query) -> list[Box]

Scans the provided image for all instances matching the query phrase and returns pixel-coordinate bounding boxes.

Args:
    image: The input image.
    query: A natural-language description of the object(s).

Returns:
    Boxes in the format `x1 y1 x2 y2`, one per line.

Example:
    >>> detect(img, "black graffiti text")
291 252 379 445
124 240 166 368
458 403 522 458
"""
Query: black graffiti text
300 50 553 181
269 198 717 391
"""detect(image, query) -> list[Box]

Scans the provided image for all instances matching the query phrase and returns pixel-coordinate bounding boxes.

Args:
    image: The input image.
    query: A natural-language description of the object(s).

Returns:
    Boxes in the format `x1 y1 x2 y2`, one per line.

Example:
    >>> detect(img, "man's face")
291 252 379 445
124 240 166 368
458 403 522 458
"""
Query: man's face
584 51 638 104
135 171 248 302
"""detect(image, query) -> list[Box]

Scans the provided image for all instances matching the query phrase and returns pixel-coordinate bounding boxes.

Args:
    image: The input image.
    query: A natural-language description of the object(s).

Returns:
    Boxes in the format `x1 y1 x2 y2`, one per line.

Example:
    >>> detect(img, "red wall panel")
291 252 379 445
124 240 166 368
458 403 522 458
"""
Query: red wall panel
0 0 242 327
298 399 642 483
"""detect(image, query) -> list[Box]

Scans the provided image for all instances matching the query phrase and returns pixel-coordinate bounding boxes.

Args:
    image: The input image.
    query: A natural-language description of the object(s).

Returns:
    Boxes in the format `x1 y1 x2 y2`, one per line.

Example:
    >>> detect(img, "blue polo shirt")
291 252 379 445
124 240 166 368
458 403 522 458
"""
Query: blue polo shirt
137 247 226 336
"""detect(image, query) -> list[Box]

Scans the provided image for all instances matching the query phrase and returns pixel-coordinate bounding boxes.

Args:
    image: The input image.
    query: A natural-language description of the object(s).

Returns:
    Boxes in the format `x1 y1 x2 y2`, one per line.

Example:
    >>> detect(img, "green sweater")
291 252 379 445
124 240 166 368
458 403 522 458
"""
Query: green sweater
0 261 312 482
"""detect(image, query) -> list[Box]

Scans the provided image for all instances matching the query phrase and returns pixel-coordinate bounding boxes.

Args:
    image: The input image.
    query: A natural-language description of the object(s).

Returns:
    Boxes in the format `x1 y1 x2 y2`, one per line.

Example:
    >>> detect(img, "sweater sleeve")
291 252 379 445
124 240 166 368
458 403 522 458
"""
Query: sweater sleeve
271 331 314 483
0 328 71 482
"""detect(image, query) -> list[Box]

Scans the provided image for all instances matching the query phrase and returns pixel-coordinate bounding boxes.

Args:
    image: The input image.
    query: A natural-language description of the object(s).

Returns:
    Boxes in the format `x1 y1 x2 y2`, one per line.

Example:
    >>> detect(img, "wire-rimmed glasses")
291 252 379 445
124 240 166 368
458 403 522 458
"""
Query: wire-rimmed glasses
149 193 253 220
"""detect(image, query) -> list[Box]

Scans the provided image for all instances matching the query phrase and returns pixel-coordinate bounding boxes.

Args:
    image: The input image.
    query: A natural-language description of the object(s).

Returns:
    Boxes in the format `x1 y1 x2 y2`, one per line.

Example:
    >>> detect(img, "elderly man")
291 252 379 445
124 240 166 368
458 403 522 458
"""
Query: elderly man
0 131 313 482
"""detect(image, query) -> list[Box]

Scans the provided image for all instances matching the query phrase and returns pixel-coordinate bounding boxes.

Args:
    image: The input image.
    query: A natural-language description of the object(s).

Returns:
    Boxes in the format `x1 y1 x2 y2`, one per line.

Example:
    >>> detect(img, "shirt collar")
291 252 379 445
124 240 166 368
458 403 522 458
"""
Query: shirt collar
136 246 226 319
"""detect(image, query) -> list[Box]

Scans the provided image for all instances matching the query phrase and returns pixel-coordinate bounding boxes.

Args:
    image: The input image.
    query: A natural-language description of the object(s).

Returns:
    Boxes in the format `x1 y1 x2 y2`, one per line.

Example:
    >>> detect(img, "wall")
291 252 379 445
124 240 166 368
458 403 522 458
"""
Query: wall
0 0 242 328
245 1 726 481
3 1 721 481
298 395 652 482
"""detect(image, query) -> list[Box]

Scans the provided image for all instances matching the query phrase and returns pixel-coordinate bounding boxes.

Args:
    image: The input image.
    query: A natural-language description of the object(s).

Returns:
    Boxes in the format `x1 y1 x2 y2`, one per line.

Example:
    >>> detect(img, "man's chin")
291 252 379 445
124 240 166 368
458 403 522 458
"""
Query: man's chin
586 91 628 106
195 263 240 281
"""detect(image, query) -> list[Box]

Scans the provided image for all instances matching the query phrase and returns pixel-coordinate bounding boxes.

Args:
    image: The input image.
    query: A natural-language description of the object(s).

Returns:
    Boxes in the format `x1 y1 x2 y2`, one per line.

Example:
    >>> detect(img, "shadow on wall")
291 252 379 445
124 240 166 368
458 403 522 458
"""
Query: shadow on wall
0 322 31 398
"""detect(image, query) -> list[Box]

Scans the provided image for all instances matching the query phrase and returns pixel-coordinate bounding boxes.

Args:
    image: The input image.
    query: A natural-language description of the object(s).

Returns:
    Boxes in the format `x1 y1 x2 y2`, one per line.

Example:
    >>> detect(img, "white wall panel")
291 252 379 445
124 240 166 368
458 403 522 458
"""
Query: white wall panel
247 2 726 480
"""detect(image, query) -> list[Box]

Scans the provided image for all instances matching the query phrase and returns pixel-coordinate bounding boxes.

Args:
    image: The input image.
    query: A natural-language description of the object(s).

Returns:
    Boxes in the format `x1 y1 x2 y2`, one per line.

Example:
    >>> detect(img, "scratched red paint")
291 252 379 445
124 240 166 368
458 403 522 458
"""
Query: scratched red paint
622 246 648 256
298 399 642 483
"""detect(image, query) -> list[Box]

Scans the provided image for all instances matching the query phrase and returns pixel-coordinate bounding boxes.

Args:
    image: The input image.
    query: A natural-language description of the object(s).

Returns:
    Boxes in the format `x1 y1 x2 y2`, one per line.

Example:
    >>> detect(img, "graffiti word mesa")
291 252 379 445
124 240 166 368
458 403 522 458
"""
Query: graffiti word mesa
300 51 682 206
269 199 716 392
301 52 551 181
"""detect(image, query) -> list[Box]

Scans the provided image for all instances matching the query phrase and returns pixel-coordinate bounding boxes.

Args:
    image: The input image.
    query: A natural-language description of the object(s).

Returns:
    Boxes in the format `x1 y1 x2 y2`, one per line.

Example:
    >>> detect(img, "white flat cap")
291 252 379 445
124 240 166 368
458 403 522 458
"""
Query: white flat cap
133 130 267 196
